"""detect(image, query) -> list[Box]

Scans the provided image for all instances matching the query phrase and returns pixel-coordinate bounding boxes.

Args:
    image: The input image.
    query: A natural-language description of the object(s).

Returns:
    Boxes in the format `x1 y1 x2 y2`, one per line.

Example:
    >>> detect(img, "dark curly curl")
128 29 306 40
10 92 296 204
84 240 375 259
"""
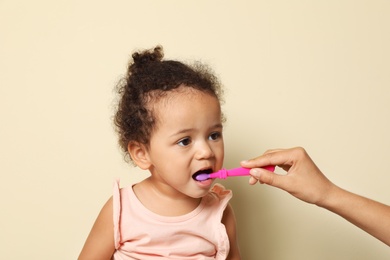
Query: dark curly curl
114 46 224 162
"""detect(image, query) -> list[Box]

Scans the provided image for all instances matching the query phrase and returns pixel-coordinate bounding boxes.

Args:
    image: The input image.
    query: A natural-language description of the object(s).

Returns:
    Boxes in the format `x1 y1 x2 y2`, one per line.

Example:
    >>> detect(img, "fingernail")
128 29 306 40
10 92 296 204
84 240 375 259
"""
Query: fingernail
251 169 260 177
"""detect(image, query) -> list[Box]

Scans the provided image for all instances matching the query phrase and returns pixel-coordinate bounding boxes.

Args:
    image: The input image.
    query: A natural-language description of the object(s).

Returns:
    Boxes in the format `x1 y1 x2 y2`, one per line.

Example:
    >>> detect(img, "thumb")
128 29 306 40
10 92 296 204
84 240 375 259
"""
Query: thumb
251 168 285 189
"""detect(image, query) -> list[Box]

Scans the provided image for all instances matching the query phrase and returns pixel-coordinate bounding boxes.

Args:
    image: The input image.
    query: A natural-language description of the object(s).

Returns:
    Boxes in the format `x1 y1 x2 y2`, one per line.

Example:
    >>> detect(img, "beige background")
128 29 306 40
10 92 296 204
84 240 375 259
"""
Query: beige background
1 1 389 259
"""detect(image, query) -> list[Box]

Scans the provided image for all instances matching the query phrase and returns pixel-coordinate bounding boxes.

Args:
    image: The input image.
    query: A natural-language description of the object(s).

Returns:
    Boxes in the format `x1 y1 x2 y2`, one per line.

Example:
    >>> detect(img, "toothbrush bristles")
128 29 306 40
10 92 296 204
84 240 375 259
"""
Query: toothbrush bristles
195 174 210 181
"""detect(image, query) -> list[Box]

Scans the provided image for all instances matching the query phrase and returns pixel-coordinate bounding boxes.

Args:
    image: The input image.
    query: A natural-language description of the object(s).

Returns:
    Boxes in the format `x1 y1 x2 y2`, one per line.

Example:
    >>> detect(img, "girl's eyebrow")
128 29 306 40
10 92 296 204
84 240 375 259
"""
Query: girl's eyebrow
170 128 194 138
211 123 223 130
170 123 223 138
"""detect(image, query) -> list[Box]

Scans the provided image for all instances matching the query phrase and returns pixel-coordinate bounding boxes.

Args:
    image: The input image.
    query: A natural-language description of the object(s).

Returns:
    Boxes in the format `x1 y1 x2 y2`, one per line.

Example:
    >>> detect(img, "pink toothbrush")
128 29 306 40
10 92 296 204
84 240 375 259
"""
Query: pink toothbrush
194 165 275 181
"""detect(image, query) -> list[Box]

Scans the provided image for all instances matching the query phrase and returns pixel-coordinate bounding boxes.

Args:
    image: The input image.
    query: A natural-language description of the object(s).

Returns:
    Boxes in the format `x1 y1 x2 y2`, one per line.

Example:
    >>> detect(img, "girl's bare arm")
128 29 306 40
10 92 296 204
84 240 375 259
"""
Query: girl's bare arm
78 197 116 260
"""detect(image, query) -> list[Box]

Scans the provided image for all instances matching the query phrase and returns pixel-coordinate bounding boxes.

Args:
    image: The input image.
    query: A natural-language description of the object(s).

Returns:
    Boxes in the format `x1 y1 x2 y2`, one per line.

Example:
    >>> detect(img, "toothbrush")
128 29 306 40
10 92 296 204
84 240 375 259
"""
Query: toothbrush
195 165 275 181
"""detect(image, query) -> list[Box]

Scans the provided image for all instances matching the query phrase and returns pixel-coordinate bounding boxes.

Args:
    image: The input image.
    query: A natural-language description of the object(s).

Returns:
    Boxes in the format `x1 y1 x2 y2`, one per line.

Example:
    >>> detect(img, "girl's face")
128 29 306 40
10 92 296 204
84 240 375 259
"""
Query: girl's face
145 87 224 199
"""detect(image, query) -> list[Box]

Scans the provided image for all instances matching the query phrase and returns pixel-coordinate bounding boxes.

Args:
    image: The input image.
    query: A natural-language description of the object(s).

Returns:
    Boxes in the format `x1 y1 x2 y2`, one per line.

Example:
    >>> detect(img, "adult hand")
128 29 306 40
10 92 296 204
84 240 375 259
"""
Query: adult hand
241 147 390 246
241 147 335 206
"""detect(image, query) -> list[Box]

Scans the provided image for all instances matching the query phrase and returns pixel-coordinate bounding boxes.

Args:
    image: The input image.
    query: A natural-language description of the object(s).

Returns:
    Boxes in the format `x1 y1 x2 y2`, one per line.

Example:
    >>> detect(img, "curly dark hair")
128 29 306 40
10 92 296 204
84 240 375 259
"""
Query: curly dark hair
114 46 224 162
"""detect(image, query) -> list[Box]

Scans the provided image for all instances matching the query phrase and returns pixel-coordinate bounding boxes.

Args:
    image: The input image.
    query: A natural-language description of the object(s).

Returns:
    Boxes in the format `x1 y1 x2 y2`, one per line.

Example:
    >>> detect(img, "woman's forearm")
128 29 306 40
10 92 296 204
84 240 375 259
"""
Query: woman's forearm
319 185 390 246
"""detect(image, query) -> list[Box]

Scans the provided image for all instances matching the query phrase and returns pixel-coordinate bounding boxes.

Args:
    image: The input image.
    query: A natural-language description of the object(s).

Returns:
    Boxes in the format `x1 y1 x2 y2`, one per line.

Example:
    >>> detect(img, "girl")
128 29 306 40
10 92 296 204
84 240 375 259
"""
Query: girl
78 46 241 260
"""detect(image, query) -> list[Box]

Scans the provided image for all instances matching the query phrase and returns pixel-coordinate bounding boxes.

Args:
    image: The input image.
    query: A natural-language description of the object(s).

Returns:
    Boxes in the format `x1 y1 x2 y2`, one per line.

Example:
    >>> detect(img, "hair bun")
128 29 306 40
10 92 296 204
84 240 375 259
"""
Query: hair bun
132 46 164 68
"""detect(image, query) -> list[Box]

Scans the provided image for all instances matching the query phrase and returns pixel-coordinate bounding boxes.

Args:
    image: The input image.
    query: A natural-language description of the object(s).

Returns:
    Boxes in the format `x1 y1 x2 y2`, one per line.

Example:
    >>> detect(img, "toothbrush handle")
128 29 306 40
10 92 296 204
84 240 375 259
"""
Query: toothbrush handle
208 169 230 179
225 167 251 177
209 166 275 180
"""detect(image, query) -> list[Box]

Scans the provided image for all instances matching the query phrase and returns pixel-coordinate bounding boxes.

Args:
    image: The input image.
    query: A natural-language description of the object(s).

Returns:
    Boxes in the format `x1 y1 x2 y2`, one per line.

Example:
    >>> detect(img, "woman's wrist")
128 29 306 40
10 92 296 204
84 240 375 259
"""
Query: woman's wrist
314 182 342 209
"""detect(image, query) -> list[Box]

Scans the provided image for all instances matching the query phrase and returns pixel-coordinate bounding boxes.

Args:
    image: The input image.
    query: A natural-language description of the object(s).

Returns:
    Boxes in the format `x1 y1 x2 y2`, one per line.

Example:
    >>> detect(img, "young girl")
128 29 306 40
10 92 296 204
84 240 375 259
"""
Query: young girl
78 46 241 260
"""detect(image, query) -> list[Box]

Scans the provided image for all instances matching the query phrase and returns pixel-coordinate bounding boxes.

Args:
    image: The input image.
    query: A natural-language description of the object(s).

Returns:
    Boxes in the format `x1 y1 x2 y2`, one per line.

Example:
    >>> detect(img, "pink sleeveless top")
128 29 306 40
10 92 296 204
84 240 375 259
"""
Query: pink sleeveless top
112 181 232 260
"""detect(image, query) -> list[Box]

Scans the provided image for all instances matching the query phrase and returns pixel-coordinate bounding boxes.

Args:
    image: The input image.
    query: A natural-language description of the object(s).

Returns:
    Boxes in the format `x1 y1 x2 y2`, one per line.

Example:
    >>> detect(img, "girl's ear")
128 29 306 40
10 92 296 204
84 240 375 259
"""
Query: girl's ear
128 142 151 170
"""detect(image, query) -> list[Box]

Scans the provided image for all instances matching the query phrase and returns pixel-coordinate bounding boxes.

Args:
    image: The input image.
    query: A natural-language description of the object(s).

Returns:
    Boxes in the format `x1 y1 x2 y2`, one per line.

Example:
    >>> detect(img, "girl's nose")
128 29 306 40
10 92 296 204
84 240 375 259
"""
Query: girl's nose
195 142 214 160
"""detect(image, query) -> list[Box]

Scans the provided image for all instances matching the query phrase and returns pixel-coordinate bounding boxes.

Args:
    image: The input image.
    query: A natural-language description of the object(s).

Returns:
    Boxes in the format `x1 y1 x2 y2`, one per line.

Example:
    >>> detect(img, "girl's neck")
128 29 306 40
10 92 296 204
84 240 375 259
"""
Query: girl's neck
132 177 202 217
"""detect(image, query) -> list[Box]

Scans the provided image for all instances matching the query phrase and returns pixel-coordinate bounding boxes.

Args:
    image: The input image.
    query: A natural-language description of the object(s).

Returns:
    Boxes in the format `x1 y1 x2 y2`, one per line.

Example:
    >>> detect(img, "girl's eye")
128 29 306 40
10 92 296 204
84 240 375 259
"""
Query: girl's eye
177 138 191 147
209 132 221 141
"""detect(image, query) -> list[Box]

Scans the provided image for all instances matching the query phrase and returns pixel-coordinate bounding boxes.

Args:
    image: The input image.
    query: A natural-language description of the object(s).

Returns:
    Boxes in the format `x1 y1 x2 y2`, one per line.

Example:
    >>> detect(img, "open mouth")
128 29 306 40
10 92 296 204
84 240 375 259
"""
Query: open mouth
192 168 213 181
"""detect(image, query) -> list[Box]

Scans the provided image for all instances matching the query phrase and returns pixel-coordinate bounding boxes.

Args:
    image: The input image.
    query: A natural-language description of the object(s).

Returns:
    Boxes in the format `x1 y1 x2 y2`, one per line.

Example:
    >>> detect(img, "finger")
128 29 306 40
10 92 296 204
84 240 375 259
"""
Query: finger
241 148 294 168
250 168 287 190
248 176 259 185
262 148 284 155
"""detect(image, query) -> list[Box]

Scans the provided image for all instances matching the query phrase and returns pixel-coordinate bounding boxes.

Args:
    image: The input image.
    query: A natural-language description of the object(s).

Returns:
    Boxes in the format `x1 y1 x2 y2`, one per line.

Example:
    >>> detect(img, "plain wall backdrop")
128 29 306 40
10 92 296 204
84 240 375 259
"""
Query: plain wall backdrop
1 1 389 259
